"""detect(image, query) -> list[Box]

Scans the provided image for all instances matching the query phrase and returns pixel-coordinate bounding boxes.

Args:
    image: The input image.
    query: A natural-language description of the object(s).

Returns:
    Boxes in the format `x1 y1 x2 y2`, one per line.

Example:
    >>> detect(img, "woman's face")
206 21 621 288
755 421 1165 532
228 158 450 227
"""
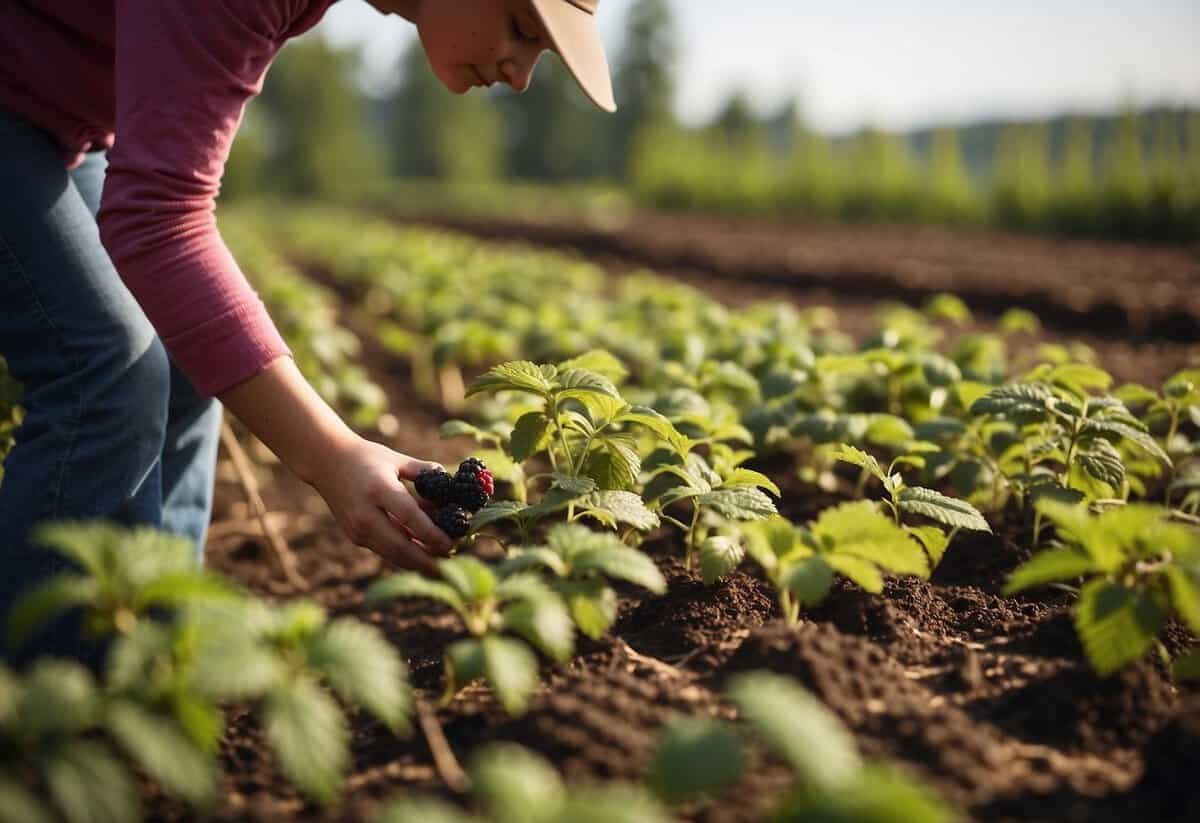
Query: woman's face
411 0 551 95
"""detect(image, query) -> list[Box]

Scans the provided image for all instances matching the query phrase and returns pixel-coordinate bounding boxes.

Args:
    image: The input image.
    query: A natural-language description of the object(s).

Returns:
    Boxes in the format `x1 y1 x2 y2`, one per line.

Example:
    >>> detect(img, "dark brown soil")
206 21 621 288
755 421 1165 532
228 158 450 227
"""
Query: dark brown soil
157 219 1200 822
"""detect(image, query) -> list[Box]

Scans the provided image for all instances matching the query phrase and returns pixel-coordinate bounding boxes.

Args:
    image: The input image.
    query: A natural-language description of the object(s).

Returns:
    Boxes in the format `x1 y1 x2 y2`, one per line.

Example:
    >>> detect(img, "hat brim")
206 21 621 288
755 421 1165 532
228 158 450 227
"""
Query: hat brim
530 0 617 112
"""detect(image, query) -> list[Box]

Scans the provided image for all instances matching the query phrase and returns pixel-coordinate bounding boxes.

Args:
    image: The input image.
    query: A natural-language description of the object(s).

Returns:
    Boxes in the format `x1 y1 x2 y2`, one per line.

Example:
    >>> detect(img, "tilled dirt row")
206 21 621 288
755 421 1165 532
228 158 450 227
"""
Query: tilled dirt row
393 210 1200 343
171 235 1200 821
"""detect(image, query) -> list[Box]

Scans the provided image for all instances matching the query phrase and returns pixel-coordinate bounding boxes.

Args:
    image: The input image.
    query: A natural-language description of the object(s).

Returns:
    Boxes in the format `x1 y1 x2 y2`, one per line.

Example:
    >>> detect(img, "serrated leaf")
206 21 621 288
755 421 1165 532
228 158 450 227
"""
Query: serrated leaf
1074 580 1167 676
558 579 618 639
502 591 574 662
722 468 782 497
511 412 550 462
469 501 528 533
573 544 667 594
105 700 216 806
615 406 689 453
550 473 598 496
1079 419 1171 467
1004 547 1097 594
439 556 497 603
699 536 745 585
133 571 238 612
365 574 465 615
831 444 887 484
1050 363 1113 397
470 744 565 822
559 349 629 383
812 502 930 578
649 718 746 804
904 525 951 568
969 383 1052 422
1077 438 1126 490
263 677 349 804
581 490 660 531
498 547 569 579
898 487 991 532
865 415 916 448
43 740 138 823
727 672 862 790
782 555 835 606
824 553 885 594
696 486 778 521
595 435 642 490
556 368 621 401
467 361 555 398
307 618 412 733
482 636 540 716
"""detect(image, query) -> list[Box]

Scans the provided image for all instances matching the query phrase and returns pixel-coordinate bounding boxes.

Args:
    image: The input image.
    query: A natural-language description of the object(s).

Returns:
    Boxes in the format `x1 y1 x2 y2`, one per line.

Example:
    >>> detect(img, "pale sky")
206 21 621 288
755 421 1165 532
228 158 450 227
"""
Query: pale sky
318 0 1200 133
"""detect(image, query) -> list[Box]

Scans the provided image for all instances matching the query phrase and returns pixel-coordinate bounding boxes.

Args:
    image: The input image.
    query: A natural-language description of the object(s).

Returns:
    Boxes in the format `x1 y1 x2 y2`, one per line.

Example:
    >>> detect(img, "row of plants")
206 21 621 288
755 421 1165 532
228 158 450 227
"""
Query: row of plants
243 205 1200 676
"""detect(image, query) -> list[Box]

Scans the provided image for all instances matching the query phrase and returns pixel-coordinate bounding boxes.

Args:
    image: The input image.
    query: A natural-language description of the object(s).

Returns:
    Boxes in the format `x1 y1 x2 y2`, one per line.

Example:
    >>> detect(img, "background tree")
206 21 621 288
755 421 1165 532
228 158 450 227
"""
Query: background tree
609 0 679 178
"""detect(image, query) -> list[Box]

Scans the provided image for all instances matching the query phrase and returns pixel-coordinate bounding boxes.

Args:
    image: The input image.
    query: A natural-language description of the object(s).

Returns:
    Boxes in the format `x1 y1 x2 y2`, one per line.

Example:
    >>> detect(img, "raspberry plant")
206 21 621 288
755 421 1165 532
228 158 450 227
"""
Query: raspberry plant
499 523 668 639
737 504 933 624
0 354 21 488
1004 500 1200 675
366 555 573 715
6 522 413 806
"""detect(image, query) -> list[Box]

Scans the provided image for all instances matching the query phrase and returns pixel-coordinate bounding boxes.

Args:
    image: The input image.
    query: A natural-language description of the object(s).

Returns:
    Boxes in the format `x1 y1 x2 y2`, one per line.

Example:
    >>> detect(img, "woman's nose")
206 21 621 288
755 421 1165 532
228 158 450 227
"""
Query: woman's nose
500 49 545 92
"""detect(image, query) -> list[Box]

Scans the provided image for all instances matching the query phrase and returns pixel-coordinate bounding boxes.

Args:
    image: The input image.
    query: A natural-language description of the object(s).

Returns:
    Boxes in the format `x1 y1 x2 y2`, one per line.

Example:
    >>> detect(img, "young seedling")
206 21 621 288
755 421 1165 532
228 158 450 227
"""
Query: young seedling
740 503 932 624
366 555 573 716
1004 500 1200 676
376 743 673 823
499 523 667 639
648 671 954 822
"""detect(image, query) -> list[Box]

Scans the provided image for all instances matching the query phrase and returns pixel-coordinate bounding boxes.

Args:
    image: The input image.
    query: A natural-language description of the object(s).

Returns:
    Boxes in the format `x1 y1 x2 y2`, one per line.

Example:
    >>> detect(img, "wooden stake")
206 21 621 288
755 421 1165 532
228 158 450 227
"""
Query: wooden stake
218 421 309 591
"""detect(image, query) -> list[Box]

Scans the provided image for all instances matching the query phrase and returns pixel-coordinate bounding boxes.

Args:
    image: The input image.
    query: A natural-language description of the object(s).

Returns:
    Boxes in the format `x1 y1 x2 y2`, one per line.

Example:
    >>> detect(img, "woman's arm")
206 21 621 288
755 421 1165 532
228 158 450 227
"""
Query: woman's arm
220 358 452 573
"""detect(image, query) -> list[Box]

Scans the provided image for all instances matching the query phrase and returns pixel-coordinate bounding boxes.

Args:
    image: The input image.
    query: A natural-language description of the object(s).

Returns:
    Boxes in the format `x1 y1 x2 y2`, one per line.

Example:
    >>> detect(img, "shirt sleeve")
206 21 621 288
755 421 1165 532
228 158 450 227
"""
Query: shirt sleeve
98 0 307 397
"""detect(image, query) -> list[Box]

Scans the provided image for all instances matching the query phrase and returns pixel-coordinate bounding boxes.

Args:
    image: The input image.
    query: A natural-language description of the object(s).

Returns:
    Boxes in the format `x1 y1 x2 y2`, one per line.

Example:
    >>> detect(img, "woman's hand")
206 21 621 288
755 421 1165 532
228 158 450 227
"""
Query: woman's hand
307 436 453 574
218 358 452 575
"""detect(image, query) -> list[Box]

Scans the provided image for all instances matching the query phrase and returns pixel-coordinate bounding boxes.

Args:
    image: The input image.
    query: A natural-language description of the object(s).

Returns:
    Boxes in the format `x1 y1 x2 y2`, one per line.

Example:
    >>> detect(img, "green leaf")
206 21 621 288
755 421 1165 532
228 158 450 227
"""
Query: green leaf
133 571 238 612
1079 419 1171 467
263 676 349 804
831 444 887 485
777 764 955 823
482 636 540 716
727 672 862 790
591 436 642 491
499 547 570 579
307 618 412 733
467 361 555 398
470 501 529 533
969 383 1052 422
581 490 660 531
864 415 916 449
1074 581 1167 676
43 740 138 823
1077 438 1126 490
444 638 486 700
554 785 674 823
1164 565 1200 634
22 661 99 737
105 700 215 806
904 525 951 568
0 776 54 823
6 575 99 650
699 536 745 585
1050 363 1113 397
365 574 465 615
615 406 689 453
559 349 629 383
696 486 778 521
376 797 479 823
649 718 746 804
572 544 667 594
722 467 782 497
439 556 497 603
812 502 930 578
824 553 885 594
782 555 835 606
556 368 621 401
898 487 991 533
502 590 574 662
558 579 618 640
511 412 551 462
1004 547 1097 595
470 744 564 822
549 473 598 497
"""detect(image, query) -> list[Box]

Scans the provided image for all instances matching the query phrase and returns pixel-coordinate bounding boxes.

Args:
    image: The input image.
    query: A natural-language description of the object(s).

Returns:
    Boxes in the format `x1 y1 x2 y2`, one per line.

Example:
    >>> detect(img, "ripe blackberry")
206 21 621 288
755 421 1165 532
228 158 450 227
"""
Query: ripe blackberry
414 469 455 506
455 458 494 496
433 505 471 540
452 479 490 513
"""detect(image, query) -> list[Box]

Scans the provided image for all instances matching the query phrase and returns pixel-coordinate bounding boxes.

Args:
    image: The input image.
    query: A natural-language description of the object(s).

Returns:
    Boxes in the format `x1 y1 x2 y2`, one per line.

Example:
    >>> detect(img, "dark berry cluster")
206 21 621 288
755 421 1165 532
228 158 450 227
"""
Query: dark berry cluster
414 458 495 540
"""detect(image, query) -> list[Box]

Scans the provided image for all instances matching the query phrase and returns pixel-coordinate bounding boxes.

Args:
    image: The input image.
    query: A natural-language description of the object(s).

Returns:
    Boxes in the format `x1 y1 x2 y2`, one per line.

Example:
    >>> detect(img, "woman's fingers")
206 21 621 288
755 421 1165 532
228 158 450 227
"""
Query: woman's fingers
356 508 440 575
396 456 444 482
381 485 454 555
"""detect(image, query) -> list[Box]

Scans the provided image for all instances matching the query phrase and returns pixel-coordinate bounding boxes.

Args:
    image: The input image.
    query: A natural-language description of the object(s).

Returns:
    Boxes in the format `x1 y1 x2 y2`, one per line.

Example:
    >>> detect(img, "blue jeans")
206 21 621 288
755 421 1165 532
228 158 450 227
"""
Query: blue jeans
0 107 222 664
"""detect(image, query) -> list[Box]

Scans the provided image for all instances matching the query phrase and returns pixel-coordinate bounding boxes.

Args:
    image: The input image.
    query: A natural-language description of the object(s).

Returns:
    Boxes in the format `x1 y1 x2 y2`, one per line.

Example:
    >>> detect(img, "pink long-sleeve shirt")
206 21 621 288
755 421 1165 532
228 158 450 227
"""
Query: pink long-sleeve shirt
0 0 339 396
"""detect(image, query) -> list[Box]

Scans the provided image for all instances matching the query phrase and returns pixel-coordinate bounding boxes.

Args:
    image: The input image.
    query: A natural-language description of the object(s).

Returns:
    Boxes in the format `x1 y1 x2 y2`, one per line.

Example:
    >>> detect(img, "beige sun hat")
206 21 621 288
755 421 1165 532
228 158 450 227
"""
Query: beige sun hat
530 0 617 112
